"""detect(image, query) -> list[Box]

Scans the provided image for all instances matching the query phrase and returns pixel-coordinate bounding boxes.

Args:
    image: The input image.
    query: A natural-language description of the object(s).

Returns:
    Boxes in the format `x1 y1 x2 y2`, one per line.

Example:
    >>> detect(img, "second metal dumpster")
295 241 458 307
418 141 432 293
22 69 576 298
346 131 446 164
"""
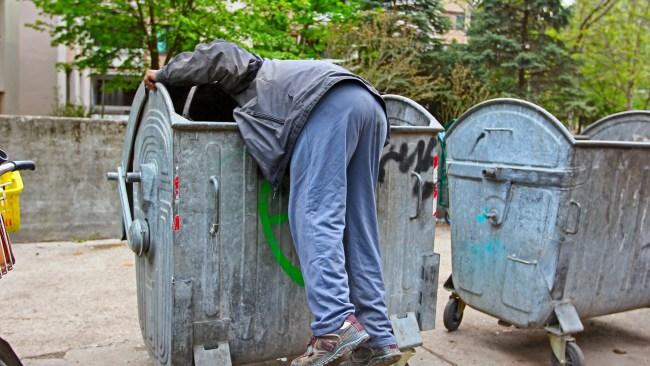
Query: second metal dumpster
109 83 442 366
443 99 650 366
583 110 650 142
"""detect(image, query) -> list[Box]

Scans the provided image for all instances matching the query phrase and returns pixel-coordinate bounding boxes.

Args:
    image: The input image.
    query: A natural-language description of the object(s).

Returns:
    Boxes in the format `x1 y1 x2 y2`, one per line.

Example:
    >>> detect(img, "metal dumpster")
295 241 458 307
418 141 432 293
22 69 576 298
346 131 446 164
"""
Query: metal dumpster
582 110 650 142
108 83 442 366
435 131 450 225
442 99 650 366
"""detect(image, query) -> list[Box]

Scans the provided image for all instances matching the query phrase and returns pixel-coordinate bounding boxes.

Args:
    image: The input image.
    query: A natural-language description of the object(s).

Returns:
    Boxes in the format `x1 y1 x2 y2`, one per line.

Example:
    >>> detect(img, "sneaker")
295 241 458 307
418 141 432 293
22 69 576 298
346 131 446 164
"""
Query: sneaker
342 344 402 366
291 315 370 366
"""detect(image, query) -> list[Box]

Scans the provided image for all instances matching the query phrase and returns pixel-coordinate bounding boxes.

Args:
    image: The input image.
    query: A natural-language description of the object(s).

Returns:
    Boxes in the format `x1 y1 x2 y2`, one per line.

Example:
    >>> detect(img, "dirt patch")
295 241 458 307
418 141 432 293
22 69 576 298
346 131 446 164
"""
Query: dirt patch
25 350 67 359
90 243 124 251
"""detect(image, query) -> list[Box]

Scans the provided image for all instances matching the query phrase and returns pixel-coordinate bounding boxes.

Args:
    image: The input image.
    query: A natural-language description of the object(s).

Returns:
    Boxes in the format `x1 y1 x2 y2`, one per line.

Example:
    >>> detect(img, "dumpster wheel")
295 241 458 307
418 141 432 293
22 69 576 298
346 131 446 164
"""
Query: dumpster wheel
443 296 465 332
550 341 584 366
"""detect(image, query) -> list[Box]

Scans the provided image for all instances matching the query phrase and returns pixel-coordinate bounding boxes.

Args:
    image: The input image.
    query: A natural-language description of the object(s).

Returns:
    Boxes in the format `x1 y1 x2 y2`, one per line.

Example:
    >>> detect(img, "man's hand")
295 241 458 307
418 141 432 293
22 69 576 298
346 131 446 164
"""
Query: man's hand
143 70 158 91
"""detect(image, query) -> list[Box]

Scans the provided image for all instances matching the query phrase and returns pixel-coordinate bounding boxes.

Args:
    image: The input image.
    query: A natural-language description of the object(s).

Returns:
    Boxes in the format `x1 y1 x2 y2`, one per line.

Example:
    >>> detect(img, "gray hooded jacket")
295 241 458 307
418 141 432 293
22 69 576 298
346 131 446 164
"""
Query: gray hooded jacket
155 40 387 189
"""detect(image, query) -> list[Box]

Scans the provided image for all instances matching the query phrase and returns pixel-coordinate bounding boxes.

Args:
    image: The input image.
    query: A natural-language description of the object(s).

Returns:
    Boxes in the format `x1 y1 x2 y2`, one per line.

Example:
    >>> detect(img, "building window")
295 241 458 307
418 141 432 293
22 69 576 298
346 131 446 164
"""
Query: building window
455 14 466 30
93 77 136 107
92 75 137 113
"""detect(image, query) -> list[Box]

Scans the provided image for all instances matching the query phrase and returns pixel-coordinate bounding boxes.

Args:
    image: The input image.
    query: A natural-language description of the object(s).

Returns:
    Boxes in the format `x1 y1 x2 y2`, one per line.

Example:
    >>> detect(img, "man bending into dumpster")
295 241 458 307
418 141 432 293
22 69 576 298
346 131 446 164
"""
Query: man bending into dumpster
143 40 400 366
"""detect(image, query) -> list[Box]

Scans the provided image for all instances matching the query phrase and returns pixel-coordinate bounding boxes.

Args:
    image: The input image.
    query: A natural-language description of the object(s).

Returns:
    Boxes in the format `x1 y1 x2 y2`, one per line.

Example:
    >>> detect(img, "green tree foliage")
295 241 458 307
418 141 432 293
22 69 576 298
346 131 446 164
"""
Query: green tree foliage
326 1 449 109
234 0 361 59
431 63 493 125
364 0 450 47
564 0 650 115
424 40 492 124
466 0 578 120
327 11 437 102
29 0 359 81
30 0 234 78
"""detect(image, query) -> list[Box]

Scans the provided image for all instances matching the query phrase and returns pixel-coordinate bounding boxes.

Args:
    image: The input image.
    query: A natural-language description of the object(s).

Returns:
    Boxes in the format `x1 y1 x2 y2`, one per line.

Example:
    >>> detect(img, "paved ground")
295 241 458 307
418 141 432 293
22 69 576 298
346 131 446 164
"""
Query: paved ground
1 225 648 365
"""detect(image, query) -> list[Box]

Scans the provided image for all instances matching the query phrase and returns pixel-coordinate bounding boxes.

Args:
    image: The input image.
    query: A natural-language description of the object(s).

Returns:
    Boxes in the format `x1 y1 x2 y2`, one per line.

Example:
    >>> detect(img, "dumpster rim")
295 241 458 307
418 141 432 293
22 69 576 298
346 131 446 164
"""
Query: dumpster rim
121 83 149 168
582 110 650 137
573 139 650 149
383 94 444 131
172 121 239 131
445 98 575 143
171 121 442 134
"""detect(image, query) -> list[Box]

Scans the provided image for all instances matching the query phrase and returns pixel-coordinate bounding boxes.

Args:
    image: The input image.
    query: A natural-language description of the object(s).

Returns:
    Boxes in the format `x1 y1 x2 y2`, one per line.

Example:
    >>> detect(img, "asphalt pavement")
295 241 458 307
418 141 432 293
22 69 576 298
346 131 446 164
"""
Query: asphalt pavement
1 225 648 365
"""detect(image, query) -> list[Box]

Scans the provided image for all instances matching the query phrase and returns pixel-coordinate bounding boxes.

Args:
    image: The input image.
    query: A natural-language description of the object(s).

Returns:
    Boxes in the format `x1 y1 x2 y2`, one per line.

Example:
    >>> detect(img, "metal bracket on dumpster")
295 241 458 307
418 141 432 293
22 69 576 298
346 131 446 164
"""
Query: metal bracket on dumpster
563 200 582 235
417 253 440 331
194 342 232 366
481 169 512 226
550 302 584 335
139 163 158 207
390 312 423 349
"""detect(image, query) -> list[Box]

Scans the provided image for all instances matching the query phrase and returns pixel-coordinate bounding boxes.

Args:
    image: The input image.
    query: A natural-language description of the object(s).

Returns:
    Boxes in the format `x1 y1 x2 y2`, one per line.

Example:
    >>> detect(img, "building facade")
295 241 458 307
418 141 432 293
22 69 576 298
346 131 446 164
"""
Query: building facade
441 0 472 44
0 0 96 116
0 0 61 115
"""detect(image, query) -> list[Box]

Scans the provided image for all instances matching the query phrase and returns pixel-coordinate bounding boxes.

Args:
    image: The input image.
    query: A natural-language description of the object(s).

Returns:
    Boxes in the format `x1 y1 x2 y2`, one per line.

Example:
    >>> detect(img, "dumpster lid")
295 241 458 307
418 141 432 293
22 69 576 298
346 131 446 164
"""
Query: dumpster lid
120 83 182 172
444 98 577 168
446 98 575 143
383 94 443 131
582 110 650 142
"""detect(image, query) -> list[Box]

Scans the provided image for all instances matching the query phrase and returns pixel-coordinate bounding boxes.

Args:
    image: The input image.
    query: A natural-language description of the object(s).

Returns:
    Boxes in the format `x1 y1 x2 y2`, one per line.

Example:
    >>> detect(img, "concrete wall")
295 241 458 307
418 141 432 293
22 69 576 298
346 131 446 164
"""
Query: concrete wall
0 115 124 242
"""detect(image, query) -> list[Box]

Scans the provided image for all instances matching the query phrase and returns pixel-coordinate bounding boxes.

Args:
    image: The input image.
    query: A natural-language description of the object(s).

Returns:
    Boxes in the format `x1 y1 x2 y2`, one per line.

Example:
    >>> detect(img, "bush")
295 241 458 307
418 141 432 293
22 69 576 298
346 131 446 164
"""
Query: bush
51 104 89 118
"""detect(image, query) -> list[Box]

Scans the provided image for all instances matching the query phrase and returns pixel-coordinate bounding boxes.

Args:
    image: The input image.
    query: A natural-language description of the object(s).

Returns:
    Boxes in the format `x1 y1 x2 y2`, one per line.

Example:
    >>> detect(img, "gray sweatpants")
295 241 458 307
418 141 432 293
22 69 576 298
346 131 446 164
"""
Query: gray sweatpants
288 82 396 347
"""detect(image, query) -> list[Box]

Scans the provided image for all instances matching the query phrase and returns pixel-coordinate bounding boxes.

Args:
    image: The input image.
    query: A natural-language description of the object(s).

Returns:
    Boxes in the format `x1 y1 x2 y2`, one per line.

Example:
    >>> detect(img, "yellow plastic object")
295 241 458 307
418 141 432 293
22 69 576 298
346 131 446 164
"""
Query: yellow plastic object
0 171 24 233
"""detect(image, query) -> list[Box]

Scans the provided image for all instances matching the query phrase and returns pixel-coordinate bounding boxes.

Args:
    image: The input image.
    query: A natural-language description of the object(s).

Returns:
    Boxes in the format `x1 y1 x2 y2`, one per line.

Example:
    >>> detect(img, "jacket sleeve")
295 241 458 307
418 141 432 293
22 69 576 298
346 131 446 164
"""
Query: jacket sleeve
155 40 263 94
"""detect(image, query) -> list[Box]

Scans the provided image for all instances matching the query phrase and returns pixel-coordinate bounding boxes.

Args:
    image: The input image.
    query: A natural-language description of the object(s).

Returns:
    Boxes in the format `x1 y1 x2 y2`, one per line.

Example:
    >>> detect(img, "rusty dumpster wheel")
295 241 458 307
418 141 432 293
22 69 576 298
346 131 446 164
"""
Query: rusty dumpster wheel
443 297 464 332
550 342 584 366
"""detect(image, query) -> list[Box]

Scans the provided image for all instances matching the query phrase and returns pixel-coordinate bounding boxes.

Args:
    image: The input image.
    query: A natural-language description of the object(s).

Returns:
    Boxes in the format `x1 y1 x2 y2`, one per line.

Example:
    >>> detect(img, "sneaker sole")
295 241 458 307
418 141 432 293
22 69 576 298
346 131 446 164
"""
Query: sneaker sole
317 331 370 366
369 353 403 366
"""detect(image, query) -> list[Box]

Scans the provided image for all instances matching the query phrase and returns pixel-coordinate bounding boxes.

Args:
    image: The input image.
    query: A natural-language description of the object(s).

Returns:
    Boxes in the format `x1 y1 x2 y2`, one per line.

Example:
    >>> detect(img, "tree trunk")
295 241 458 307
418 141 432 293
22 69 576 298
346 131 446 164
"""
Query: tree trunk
518 2 529 96
150 46 160 69
135 1 158 69
148 3 160 69
625 81 634 110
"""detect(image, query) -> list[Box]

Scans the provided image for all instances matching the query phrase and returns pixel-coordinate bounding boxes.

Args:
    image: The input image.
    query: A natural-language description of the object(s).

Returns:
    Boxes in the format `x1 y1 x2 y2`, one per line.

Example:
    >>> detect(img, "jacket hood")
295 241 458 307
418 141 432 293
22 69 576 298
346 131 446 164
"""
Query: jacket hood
156 40 263 95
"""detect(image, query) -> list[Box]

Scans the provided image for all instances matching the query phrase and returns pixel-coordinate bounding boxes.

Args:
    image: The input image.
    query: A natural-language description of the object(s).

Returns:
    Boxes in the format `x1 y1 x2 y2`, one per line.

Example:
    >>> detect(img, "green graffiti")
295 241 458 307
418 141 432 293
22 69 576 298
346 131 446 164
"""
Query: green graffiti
258 181 305 287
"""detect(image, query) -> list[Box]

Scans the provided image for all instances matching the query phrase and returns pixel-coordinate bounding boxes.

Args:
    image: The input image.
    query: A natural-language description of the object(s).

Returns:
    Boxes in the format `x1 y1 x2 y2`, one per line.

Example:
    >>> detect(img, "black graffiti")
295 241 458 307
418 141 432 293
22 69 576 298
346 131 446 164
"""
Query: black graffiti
379 138 437 198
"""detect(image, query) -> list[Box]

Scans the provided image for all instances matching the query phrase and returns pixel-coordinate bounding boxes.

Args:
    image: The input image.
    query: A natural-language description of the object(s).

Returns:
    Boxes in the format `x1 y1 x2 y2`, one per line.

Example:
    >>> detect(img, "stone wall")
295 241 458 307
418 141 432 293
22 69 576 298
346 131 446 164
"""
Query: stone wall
0 115 125 242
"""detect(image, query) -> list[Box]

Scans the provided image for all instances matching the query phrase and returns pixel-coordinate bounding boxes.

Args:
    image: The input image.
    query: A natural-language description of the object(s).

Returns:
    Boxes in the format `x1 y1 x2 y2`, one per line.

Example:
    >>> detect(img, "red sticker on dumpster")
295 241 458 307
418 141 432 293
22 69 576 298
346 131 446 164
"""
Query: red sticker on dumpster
173 176 180 199
172 214 181 231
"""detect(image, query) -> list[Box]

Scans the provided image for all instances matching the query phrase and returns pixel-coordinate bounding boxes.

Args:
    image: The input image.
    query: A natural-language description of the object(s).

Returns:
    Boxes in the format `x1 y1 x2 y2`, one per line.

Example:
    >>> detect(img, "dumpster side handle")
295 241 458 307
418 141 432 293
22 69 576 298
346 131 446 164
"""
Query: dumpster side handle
209 176 220 236
111 166 150 256
182 86 198 120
